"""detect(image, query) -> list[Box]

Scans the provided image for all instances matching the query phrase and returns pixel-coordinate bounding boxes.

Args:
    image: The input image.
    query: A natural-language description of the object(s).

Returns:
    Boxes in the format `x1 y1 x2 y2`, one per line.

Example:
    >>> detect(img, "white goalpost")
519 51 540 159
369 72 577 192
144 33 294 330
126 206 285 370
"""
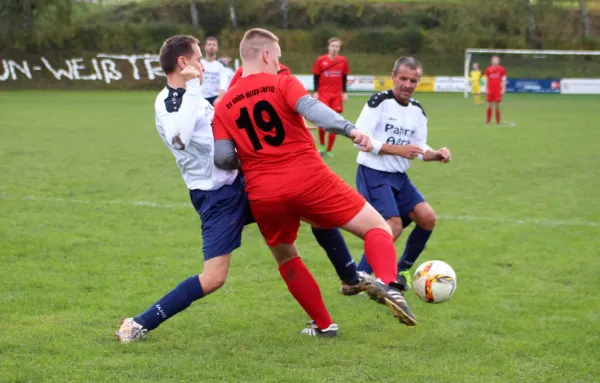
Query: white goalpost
463 48 600 98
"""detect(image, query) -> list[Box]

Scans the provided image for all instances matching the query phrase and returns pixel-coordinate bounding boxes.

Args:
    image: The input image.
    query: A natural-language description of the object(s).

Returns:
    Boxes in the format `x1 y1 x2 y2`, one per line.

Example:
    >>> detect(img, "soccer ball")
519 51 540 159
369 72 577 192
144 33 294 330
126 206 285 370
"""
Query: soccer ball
412 260 457 303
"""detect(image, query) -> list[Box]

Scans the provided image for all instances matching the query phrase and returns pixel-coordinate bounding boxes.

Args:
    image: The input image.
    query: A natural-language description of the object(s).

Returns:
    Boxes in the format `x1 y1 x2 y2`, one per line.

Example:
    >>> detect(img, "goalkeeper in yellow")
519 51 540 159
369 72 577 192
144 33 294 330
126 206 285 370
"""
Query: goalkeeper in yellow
469 62 483 105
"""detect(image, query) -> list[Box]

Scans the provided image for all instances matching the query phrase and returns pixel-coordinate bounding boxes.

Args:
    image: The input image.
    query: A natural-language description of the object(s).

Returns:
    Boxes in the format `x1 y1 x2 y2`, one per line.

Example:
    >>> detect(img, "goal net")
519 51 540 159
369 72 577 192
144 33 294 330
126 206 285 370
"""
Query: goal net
464 49 600 98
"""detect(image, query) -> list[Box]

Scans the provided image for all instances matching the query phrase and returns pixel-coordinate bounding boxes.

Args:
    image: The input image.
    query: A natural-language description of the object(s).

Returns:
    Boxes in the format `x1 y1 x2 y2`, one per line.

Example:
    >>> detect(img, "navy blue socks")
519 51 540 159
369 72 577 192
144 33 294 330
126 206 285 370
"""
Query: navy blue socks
135 275 205 331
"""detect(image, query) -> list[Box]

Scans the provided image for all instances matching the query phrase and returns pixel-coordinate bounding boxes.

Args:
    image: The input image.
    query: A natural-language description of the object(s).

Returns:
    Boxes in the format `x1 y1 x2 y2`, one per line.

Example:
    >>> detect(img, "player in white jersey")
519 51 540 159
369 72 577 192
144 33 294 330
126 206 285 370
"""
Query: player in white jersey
354 57 451 291
200 36 228 106
218 56 236 90
115 35 371 343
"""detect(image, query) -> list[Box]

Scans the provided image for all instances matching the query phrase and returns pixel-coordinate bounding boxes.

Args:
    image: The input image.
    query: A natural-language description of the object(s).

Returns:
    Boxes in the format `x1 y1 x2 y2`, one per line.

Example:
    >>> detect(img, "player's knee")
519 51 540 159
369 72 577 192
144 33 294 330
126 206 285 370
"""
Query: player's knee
202 271 228 293
201 257 230 293
387 218 403 239
418 213 437 231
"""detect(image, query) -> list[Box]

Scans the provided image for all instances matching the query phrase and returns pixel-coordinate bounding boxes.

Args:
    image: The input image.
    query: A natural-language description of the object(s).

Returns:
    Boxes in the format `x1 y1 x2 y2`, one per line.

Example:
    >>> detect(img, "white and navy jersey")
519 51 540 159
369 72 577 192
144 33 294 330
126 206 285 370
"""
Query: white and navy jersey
223 66 235 90
155 78 238 191
200 59 228 98
356 90 432 173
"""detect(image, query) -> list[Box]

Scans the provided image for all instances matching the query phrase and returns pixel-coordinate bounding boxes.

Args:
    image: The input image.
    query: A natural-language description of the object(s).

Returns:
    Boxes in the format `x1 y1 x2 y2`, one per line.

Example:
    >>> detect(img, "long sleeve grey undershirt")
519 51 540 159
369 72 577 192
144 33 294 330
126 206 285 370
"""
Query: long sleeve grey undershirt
214 140 240 170
296 95 356 137
213 94 356 170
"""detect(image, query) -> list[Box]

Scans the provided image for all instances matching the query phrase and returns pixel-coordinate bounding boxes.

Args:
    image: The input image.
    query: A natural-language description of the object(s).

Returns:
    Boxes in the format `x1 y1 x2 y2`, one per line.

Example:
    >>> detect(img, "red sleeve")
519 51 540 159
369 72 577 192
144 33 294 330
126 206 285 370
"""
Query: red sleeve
281 75 310 111
312 57 322 75
228 67 243 88
484 67 490 77
212 110 232 140
343 57 349 75
501 66 507 77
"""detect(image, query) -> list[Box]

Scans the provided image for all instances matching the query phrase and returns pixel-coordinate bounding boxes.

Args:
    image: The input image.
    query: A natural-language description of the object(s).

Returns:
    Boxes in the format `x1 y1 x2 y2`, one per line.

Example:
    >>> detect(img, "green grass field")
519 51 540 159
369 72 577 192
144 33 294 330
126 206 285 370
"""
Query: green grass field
1 91 599 383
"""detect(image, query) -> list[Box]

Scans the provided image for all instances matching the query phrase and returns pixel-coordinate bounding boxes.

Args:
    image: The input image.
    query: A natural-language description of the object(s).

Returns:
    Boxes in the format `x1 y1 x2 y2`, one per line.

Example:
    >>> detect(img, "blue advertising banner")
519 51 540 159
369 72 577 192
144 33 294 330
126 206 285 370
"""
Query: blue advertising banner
506 79 561 93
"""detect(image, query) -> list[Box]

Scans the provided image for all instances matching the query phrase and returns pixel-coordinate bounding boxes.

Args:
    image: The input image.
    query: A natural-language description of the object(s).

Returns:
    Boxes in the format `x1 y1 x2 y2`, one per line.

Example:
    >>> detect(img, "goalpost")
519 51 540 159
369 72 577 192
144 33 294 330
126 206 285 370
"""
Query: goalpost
464 48 600 99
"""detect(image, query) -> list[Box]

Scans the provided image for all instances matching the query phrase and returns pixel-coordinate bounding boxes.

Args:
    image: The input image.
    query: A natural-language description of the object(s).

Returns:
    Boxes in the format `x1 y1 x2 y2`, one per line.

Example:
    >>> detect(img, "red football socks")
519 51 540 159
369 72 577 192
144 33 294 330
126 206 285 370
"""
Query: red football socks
279 257 333 329
326 133 336 152
318 128 326 146
364 228 398 284
496 109 501 124
486 107 492 123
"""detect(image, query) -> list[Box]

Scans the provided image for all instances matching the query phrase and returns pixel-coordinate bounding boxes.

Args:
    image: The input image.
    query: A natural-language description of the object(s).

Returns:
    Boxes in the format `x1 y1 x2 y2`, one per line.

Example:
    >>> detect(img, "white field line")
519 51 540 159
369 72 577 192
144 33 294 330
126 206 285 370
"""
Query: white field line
1 194 597 228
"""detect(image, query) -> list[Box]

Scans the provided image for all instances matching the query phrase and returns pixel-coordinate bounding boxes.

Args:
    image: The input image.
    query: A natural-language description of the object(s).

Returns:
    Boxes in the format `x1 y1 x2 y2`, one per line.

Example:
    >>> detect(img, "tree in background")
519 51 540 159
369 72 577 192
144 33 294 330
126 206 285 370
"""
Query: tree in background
229 0 237 28
0 0 73 51
580 0 590 40
526 0 542 49
190 0 199 28
281 0 288 30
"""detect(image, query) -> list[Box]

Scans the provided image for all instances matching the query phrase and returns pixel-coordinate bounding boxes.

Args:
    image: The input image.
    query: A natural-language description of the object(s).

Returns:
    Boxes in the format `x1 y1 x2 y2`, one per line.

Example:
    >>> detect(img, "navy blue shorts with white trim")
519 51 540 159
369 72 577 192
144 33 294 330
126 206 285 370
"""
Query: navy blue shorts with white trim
356 165 425 220
189 175 254 260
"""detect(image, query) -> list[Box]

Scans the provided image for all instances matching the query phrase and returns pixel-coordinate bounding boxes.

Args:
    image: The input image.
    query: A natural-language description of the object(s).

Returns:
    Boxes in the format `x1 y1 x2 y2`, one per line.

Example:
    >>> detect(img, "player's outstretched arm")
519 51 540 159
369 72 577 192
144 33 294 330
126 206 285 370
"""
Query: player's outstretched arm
295 95 372 151
213 140 240 170
295 95 355 137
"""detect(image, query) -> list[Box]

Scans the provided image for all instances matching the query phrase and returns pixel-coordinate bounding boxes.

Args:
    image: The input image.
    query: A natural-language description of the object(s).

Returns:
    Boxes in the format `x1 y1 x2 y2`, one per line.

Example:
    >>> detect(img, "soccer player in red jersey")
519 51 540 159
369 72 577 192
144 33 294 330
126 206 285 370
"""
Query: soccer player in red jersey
213 28 417 337
312 38 349 157
484 55 507 124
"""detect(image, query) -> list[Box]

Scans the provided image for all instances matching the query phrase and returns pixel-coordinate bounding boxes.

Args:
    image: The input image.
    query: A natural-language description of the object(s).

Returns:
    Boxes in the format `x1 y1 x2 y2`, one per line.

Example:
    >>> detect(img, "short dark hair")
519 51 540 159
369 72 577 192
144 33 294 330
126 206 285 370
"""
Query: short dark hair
392 56 423 75
159 35 199 75
205 36 218 43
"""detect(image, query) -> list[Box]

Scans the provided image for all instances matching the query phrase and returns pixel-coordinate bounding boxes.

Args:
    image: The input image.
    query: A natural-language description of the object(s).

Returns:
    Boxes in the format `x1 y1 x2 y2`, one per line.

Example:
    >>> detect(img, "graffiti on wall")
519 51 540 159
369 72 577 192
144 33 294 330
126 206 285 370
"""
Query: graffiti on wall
0 54 164 83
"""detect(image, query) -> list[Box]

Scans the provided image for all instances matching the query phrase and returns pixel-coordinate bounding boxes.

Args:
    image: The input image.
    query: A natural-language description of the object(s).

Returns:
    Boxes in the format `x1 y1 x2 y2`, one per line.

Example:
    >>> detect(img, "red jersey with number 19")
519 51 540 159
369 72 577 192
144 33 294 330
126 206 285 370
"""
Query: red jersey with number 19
212 73 326 199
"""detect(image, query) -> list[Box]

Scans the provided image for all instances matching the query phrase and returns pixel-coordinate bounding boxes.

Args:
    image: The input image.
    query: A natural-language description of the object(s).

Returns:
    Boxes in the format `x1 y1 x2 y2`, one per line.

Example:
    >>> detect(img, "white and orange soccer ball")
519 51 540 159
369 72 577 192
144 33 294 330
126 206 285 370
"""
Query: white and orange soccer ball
412 260 457 303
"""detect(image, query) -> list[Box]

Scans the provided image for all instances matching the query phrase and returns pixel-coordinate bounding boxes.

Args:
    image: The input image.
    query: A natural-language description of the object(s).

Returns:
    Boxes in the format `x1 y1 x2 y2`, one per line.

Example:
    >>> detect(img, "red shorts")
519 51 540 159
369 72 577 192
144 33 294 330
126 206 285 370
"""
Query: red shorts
249 171 365 246
486 89 503 102
318 92 343 113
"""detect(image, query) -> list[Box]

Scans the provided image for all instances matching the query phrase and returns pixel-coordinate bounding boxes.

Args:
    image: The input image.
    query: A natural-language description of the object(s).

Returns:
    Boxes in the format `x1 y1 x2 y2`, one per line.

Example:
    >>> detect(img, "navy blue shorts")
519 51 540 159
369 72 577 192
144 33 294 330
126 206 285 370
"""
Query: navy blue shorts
189 175 254 260
356 165 425 220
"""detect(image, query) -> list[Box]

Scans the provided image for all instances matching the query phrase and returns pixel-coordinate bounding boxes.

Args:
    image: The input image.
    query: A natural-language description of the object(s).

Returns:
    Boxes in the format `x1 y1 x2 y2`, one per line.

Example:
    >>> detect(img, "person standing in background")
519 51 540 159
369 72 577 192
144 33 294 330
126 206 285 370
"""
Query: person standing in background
312 38 349 158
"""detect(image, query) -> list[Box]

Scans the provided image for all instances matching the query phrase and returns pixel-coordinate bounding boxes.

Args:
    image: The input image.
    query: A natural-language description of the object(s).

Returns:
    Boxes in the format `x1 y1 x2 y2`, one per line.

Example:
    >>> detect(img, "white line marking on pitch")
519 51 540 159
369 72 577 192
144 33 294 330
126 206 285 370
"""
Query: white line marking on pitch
1 195 597 228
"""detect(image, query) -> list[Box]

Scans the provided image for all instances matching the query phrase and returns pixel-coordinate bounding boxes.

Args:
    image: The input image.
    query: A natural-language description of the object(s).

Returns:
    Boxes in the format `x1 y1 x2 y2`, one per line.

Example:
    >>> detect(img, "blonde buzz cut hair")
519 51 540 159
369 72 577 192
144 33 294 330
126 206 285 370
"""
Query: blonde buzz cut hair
240 28 279 60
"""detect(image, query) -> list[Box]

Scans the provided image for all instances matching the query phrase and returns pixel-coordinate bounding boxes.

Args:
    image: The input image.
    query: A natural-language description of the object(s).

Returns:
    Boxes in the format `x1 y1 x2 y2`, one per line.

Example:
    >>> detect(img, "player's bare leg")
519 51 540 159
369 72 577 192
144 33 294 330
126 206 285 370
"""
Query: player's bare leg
269 243 338 337
386 216 404 240
395 202 436 291
494 101 501 124
198 254 231 294
116 254 231 343
341 203 417 326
